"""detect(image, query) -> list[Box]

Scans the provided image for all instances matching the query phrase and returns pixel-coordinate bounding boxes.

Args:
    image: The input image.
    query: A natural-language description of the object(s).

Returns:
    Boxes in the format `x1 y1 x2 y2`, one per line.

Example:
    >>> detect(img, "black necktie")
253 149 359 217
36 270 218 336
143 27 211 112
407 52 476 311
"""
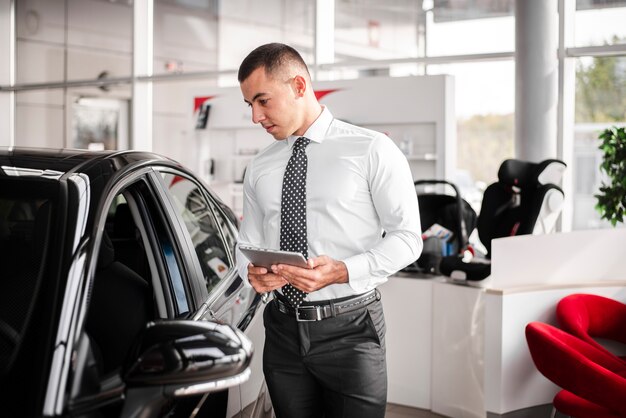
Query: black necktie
280 137 310 307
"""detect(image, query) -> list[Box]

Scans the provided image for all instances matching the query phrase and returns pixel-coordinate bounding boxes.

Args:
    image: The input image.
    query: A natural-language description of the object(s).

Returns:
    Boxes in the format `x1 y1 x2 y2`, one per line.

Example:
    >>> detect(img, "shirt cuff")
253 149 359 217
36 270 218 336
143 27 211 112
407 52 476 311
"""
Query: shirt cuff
342 253 373 293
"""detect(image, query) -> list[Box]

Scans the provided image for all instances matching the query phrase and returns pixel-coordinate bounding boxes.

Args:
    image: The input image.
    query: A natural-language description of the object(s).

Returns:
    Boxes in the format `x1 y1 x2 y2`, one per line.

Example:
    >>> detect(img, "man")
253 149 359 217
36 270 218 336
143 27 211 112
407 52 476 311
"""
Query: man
236 43 422 418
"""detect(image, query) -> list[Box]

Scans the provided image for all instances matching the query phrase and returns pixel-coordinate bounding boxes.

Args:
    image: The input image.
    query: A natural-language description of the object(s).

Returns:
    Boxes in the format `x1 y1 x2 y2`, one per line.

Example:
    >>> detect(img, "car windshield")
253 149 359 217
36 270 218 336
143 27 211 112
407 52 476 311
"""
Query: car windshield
0 175 59 390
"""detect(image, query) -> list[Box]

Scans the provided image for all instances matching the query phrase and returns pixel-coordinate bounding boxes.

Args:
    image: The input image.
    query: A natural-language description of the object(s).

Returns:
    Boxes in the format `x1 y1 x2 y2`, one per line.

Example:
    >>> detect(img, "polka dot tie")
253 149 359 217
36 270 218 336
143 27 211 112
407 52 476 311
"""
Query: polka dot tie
280 137 310 307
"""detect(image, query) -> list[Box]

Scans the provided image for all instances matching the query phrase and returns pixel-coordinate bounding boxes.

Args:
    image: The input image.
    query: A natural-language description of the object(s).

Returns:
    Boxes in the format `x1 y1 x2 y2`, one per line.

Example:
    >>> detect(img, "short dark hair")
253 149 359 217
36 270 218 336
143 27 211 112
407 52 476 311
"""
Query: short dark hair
238 43 310 83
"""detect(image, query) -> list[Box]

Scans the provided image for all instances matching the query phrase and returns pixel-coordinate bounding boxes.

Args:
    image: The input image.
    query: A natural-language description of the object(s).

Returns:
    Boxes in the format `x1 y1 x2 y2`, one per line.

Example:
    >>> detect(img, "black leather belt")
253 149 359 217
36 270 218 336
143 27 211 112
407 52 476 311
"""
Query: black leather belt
274 289 380 322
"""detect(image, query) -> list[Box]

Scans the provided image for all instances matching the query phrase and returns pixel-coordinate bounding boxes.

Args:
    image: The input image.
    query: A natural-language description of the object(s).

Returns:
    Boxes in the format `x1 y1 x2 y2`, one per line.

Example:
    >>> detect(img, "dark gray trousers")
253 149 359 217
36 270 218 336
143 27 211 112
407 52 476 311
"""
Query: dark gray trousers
262 294 387 418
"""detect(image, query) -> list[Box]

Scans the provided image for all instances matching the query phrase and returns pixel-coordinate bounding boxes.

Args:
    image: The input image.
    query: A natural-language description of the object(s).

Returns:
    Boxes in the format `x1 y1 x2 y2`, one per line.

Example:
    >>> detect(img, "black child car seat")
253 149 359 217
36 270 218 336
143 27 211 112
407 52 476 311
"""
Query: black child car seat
439 158 566 281
403 179 477 275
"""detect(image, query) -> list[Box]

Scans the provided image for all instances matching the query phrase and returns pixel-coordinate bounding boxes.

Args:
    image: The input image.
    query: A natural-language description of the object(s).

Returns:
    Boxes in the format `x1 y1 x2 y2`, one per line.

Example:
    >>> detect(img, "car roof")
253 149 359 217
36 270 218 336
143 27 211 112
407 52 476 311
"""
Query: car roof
0 147 175 178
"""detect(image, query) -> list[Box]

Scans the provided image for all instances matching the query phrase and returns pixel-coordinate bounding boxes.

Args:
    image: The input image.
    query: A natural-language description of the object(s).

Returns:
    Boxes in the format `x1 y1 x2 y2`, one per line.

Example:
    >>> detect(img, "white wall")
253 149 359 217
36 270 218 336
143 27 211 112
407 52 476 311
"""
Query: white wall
13 0 220 156
152 79 201 169
189 75 455 217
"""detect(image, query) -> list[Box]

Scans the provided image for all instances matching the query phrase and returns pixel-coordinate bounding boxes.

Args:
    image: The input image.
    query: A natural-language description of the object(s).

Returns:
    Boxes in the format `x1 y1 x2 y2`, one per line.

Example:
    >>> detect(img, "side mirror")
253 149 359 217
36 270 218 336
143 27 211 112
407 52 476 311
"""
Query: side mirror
121 320 252 418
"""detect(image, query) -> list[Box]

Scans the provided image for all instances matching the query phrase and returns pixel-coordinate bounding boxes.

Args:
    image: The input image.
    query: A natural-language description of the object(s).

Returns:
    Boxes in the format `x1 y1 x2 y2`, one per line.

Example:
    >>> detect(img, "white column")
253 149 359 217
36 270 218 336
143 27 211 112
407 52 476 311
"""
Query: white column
515 0 558 161
557 0 576 232
132 0 153 151
314 0 334 79
0 0 14 147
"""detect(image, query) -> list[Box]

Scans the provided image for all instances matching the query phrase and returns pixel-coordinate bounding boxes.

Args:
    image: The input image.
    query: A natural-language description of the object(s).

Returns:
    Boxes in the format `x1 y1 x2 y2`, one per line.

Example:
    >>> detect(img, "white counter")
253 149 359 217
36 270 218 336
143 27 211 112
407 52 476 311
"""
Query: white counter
379 274 433 409
382 228 626 417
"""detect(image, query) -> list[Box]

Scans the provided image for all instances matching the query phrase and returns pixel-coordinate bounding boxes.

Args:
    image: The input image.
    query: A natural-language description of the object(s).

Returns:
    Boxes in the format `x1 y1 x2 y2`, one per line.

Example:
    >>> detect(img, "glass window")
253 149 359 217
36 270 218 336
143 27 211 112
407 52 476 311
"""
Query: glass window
133 180 191 316
160 172 232 294
15 85 131 150
575 56 626 123
572 126 614 230
427 0 514 56
15 0 132 149
0 176 58 385
572 55 626 230
102 194 152 280
428 60 515 212
160 237 188 313
334 0 423 62
431 0 514 22
72 97 130 151
206 196 238 257
574 0 626 47
88 191 157 378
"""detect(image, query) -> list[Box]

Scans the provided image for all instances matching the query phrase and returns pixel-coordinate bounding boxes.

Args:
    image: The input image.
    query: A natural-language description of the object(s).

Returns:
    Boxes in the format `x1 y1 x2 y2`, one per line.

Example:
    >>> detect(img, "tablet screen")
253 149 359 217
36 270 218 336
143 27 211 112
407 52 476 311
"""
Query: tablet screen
239 245 308 269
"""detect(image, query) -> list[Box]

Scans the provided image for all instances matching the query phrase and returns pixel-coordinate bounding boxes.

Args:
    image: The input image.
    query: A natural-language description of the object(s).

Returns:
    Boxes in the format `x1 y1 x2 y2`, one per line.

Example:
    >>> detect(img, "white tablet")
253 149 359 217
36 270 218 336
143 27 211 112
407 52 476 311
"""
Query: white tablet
239 245 309 269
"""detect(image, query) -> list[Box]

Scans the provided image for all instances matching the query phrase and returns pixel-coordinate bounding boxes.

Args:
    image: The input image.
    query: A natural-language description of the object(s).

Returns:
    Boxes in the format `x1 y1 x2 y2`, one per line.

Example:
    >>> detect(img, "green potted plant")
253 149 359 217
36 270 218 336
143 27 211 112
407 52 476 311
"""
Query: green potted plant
595 126 626 226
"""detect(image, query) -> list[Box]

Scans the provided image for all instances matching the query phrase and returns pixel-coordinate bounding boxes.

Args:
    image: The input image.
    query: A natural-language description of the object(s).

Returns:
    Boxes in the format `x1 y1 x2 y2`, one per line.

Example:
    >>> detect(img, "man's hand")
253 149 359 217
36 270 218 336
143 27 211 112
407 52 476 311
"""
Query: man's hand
247 264 288 293
271 255 349 293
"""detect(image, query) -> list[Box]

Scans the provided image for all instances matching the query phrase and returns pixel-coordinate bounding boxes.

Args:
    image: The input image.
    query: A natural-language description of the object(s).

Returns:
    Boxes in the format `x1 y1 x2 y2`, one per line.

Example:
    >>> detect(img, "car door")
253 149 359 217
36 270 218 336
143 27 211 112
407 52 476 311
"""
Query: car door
150 169 262 328
64 169 252 418
151 168 270 417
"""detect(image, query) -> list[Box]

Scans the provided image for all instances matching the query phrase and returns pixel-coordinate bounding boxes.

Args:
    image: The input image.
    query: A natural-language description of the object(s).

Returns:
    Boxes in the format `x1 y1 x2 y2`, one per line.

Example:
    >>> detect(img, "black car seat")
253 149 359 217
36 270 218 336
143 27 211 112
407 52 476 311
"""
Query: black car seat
86 231 153 374
439 158 566 281
111 203 147 277
403 180 477 274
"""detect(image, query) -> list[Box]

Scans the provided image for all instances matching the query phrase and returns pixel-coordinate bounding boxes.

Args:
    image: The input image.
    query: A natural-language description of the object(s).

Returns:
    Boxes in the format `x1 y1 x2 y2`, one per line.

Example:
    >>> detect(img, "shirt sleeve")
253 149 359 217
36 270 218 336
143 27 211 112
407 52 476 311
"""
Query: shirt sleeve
235 160 264 285
342 134 423 292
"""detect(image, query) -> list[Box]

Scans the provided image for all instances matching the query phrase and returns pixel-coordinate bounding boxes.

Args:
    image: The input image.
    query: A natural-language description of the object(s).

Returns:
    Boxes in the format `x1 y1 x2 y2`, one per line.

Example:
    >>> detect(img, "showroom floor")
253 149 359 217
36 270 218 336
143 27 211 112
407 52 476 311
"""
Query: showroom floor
386 404 446 418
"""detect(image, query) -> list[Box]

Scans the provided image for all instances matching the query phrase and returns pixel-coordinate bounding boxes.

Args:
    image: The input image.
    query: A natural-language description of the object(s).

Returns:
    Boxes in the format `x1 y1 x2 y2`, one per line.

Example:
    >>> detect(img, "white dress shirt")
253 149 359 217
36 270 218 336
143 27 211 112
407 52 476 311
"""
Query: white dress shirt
236 106 422 301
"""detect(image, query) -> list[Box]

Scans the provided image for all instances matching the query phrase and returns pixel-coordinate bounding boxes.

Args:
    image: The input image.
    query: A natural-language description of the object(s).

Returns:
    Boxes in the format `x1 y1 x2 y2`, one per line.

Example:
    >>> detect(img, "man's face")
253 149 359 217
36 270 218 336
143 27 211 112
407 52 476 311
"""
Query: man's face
240 67 301 140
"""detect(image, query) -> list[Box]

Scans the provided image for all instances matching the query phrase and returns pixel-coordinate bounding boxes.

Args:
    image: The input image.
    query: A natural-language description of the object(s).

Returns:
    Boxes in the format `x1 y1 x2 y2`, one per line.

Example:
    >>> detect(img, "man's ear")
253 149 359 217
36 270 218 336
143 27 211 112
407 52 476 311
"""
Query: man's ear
292 75 307 97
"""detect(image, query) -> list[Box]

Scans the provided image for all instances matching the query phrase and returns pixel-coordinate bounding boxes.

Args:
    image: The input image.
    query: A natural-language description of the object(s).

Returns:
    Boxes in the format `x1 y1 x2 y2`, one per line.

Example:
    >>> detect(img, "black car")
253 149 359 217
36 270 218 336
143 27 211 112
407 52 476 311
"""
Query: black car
0 148 271 417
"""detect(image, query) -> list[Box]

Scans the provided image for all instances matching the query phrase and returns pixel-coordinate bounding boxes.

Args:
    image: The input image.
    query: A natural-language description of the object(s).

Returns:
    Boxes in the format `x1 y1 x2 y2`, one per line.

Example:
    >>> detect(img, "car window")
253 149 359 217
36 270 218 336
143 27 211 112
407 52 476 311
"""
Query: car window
86 190 159 379
0 177 58 414
87 179 193 372
132 180 192 317
0 196 55 365
158 172 232 295
208 197 238 258
79 178 199 417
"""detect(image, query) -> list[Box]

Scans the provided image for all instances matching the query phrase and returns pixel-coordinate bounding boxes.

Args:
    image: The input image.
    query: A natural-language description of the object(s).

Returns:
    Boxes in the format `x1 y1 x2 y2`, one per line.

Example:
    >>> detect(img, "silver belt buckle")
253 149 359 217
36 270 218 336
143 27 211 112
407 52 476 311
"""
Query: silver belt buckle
295 305 323 322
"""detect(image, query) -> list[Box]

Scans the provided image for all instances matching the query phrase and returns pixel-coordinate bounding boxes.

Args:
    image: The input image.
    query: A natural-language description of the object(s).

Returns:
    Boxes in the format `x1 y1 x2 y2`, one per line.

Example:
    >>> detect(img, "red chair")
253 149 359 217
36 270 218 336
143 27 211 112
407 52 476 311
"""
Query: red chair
553 390 620 418
557 293 626 364
525 322 626 417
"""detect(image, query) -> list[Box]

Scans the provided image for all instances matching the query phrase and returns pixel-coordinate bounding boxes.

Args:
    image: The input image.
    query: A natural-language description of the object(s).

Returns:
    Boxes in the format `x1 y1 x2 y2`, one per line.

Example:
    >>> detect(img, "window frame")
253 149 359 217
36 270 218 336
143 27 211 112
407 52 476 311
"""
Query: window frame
155 172 232 294
146 168 213 308
148 167 244 318
62 165 223 416
153 167 236 264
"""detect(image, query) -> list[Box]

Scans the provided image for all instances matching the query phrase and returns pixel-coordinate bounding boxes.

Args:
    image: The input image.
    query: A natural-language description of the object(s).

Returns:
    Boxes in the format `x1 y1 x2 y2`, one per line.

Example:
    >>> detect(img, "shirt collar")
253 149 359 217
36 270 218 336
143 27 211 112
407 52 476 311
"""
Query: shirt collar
287 106 333 148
